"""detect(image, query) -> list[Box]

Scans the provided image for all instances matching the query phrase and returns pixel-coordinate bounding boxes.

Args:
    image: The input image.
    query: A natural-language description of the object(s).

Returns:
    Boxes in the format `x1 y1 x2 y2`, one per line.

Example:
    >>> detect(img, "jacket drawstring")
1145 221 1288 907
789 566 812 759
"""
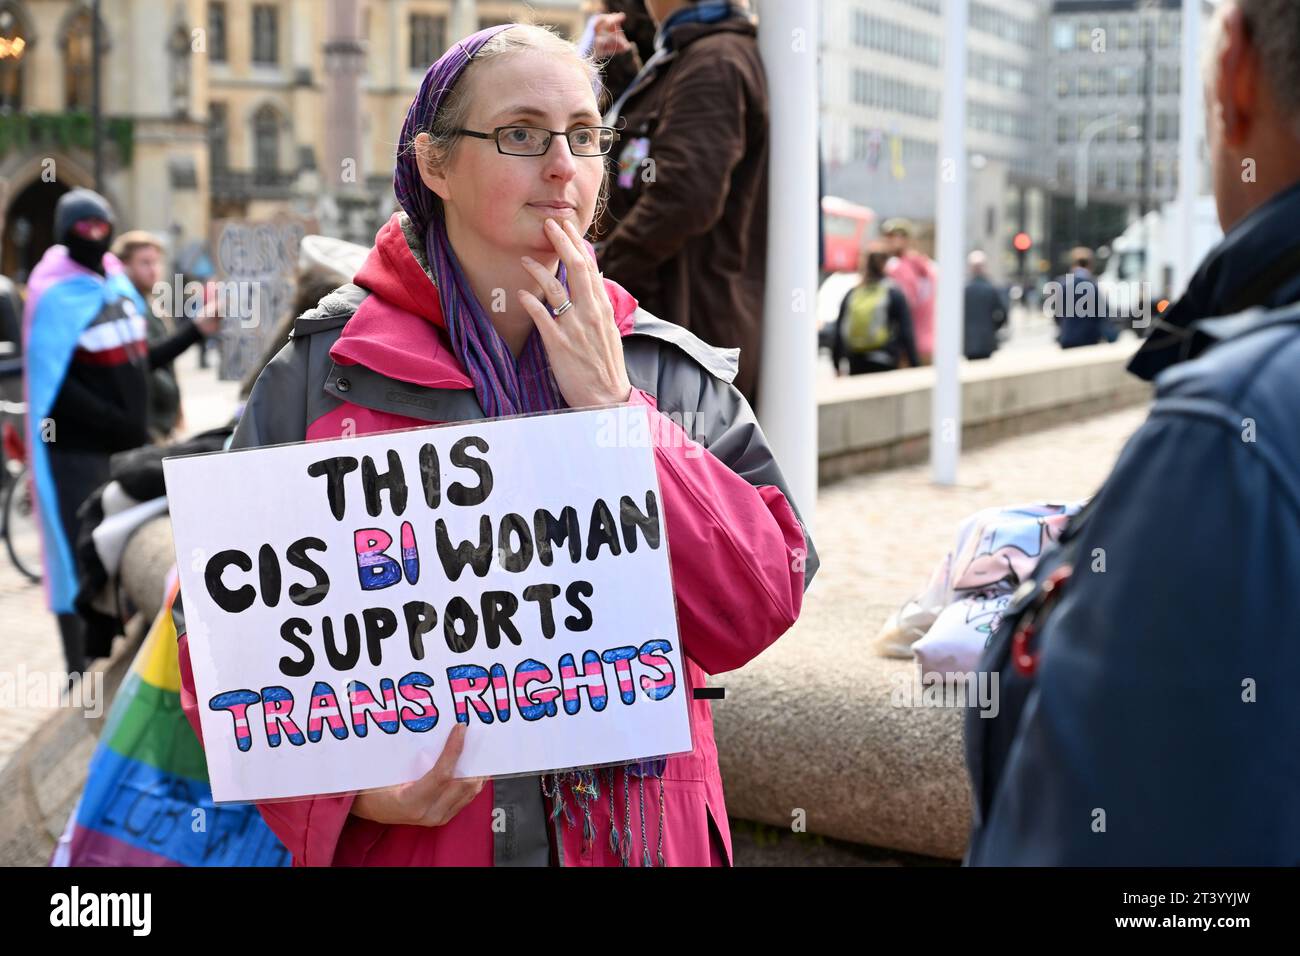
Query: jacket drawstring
607 767 619 857
621 767 632 865
546 763 666 866
656 763 667 867
639 773 651 867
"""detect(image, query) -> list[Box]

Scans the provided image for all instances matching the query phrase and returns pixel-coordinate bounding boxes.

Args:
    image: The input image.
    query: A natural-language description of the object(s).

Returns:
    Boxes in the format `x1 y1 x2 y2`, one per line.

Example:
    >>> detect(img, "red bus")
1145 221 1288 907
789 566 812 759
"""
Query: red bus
821 195 875 274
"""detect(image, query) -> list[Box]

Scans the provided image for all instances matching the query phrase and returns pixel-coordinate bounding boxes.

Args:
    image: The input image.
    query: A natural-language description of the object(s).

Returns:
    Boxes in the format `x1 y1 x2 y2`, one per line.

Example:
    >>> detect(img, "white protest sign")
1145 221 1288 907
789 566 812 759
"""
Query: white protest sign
163 405 691 803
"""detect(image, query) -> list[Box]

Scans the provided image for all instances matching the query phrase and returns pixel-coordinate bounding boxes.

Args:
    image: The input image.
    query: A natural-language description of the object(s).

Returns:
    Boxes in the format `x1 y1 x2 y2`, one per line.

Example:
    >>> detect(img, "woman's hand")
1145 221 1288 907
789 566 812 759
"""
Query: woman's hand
350 723 486 827
591 12 632 58
518 218 633 408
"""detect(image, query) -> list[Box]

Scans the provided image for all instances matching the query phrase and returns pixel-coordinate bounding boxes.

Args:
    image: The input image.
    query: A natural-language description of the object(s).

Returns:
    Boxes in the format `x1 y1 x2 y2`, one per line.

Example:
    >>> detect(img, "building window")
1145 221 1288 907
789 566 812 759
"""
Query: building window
410 14 445 69
853 11 940 66
209 102 229 172
253 103 281 180
0 3 28 112
63 8 100 111
209 1 227 63
850 126 866 161
850 68 938 119
252 4 279 65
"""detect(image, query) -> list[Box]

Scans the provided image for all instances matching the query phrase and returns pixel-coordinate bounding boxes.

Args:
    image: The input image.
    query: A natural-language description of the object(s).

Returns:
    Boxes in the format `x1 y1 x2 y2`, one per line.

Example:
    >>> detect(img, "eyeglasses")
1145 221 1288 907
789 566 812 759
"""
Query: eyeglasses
455 125 620 157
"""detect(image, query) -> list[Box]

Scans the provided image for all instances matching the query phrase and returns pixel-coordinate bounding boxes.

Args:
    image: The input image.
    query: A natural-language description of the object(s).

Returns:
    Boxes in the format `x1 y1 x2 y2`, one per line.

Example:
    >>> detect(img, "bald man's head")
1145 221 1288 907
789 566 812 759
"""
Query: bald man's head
1206 0 1300 231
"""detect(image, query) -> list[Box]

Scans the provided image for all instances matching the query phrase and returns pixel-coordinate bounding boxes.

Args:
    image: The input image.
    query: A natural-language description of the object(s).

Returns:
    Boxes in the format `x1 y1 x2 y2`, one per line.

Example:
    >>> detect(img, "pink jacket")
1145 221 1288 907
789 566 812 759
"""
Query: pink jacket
176 213 817 866
886 251 938 361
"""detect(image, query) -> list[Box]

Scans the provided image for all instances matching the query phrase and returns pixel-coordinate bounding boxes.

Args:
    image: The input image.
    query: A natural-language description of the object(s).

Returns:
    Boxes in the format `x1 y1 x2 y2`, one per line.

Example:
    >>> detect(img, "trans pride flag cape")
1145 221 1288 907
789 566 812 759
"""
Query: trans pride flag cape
52 575 289 866
22 245 146 613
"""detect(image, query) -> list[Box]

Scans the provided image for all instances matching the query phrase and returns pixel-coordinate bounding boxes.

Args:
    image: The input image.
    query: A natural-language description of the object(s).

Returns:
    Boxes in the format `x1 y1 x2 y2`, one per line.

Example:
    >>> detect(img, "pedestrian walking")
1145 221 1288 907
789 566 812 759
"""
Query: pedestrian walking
963 251 1008 361
831 241 919 375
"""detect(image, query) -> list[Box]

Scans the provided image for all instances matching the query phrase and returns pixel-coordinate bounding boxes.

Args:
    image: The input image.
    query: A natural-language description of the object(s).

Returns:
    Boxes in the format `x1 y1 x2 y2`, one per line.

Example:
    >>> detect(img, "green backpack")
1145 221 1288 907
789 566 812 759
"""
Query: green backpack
845 281 893 353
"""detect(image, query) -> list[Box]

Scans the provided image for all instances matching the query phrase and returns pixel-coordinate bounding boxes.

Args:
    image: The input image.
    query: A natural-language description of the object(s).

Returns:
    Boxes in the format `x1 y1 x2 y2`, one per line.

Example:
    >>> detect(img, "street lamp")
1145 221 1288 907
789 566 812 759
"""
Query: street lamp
1076 113 1123 211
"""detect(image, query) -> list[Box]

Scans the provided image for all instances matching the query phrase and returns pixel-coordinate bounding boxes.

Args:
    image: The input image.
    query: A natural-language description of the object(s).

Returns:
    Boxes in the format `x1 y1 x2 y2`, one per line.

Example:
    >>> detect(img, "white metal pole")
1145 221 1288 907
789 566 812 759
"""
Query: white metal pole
1173 0 1204 297
931 0 968 486
756 0 819 529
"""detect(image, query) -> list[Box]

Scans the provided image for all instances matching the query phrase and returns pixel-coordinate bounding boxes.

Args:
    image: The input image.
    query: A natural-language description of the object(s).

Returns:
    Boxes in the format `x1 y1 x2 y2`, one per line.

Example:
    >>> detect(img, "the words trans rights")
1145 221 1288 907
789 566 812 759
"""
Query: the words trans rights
163 406 691 803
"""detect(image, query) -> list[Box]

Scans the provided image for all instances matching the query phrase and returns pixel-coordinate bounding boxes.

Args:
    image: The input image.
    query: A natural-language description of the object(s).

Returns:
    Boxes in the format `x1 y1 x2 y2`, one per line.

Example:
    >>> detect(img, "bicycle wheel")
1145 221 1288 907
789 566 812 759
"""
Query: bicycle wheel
4 466 43 583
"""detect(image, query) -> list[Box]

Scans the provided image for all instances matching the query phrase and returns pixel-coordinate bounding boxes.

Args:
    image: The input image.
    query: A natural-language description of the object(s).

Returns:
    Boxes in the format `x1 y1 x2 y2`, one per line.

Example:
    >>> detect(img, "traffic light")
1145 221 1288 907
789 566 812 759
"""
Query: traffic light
1013 232 1032 278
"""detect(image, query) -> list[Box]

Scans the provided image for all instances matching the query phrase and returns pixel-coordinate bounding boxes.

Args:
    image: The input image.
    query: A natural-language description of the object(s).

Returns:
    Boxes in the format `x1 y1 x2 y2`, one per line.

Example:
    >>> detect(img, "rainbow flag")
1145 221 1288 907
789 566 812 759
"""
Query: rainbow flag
53 575 289 866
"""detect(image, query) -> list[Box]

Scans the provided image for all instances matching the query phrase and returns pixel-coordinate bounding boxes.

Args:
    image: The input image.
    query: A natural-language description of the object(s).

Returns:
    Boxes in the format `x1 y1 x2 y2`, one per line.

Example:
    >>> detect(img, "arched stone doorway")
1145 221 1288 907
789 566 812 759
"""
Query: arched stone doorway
1 154 101 283
3 177 68 282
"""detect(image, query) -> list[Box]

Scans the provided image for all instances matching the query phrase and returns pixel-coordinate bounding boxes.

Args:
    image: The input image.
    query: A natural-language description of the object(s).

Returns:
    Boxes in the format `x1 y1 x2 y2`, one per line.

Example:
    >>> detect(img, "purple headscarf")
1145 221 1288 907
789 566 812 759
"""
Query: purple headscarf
394 23 567 418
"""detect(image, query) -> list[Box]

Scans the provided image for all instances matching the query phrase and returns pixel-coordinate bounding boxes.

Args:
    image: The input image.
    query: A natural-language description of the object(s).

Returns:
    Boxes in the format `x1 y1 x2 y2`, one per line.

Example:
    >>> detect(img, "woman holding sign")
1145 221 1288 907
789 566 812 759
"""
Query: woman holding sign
175 21 816 866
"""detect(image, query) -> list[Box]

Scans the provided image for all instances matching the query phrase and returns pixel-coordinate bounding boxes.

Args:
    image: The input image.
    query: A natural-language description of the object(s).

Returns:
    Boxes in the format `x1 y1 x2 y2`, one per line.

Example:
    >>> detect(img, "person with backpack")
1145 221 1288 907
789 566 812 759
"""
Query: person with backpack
831 241 919 375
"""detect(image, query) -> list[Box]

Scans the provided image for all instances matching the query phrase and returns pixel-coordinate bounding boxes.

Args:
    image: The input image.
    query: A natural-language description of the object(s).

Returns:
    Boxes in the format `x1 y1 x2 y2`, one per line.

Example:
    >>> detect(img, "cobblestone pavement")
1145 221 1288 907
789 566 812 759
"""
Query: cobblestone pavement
0 345 1150 773
0 347 240 770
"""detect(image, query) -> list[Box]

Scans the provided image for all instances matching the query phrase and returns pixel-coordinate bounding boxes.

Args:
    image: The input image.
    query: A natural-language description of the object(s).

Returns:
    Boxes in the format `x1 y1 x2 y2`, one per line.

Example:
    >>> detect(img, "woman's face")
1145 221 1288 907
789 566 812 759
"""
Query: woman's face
421 51 605 259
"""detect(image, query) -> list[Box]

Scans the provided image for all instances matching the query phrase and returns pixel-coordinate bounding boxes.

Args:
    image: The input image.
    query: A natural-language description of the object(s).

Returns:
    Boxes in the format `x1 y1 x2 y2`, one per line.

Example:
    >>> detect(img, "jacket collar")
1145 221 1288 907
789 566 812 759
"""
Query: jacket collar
1129 179 1300 381
330 212 639 391
663 10 757 51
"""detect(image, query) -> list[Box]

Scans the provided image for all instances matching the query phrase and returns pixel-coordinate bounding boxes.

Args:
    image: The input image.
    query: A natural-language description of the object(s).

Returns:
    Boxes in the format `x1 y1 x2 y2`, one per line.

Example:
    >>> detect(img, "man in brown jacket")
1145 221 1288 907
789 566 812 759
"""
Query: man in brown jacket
594 1 769 405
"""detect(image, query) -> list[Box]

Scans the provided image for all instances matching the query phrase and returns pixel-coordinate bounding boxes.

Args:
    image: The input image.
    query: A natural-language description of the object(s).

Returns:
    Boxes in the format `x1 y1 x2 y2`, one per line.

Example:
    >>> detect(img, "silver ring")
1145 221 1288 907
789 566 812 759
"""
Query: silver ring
552 299 574 317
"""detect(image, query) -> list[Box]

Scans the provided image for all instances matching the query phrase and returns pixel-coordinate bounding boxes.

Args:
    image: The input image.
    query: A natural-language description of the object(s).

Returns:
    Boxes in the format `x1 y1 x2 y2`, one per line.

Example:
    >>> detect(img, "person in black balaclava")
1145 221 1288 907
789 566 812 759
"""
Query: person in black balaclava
56 188 116 275
24 189 154 675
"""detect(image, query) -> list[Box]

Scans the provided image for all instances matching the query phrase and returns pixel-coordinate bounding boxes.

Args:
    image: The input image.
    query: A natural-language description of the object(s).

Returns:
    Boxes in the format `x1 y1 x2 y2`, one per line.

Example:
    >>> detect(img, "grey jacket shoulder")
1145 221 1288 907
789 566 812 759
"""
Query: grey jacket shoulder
624 309 741 387
290 282 369 338
622 308 820 588
233 286 362 449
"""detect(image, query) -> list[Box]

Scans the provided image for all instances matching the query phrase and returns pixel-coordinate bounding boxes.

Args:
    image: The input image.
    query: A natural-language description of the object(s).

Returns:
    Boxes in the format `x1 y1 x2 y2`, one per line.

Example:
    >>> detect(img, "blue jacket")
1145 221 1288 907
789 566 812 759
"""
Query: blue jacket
1053 268 1110 348
966 181 1300 865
